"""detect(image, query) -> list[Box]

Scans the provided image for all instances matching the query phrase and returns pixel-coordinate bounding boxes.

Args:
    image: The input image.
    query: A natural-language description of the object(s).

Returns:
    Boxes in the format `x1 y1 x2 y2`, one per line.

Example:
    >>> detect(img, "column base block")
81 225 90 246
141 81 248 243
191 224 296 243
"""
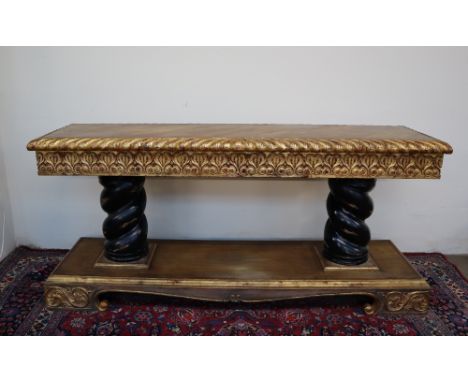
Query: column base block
94 243 157 270
44 238 430 315
317 248 379 271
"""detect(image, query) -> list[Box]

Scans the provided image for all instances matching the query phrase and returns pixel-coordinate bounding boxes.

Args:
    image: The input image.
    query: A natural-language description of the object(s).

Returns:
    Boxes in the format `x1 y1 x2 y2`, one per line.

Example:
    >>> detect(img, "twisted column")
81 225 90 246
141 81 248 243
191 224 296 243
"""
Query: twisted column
323 179 376 265
99 176 148 262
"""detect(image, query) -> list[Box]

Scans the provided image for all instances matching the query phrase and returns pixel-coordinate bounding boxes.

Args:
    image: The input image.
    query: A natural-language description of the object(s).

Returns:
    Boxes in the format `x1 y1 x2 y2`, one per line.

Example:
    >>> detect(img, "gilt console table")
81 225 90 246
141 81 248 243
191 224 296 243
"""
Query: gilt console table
27 124 452 314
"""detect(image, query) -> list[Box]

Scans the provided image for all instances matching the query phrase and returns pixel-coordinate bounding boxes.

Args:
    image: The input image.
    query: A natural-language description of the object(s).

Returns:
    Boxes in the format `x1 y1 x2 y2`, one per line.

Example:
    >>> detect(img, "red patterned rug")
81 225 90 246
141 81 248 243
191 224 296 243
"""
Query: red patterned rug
0 246 466 335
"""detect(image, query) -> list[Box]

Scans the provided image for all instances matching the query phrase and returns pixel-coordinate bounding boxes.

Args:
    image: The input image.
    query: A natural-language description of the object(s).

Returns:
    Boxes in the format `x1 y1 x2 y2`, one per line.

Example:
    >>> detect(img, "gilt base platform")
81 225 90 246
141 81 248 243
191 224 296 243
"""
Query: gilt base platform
44 238 430 315
27 124 452 314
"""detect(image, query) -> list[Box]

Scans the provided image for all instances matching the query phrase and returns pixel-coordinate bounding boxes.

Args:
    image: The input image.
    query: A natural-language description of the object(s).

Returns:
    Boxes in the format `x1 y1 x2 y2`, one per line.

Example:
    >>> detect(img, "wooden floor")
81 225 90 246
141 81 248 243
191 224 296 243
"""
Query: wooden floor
446 255 468 277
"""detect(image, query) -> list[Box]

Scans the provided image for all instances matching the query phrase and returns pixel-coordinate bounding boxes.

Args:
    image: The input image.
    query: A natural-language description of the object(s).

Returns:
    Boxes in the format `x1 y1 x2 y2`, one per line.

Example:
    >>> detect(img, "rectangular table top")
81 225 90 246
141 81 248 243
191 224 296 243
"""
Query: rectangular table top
28 123 451 153
27 124 452 179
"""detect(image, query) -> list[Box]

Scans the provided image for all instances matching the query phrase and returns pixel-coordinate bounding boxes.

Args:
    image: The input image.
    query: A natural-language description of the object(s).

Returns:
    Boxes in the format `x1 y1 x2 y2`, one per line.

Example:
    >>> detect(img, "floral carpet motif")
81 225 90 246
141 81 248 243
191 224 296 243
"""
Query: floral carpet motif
0 247 466 335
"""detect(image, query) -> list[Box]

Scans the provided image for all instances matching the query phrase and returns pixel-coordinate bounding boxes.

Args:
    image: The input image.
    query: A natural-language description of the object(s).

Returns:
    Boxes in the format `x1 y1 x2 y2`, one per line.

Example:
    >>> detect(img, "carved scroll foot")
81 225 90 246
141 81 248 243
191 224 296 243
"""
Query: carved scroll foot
384 291 430 313
45 286 95 310
45 285 112 311
363 294 383 315
362 291 430 315
96 298 110 311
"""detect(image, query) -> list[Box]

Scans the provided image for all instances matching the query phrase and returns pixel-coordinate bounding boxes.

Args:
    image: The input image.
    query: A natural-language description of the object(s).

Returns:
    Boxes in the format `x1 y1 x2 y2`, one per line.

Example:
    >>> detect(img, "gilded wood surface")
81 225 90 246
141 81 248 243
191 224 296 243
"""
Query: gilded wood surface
45 286 91 308
385 291 430 312
35 150 444 178
27 124 451 178
47 238 430 290
44 286 428 315
44 238 430 314
29 136 452 153
27 124 453 153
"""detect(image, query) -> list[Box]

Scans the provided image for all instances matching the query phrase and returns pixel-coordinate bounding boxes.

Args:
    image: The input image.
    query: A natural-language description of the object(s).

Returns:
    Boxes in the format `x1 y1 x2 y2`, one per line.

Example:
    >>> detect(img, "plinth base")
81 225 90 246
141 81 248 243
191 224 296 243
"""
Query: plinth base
44 238 430 315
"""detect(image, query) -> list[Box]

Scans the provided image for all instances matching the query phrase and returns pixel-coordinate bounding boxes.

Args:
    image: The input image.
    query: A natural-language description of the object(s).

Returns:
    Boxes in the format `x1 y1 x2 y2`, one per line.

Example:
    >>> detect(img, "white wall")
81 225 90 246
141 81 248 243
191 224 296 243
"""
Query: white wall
0 47 466 254
0 132 16 258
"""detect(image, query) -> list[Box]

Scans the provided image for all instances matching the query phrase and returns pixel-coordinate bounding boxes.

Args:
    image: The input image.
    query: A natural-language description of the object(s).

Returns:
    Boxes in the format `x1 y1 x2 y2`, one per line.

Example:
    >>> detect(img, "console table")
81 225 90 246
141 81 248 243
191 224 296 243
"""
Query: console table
27 124 452 314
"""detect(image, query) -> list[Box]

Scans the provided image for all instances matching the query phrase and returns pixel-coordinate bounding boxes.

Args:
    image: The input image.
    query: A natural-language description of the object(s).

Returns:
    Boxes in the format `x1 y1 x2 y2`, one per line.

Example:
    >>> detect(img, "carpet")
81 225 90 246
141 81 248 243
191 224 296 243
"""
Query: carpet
0 246 466 335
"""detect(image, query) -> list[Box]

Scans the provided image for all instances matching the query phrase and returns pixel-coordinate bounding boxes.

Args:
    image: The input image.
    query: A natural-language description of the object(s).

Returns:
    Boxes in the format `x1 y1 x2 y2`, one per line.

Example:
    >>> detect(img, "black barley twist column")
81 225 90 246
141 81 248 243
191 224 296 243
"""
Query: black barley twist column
323 178 376 265
99 176 148 262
